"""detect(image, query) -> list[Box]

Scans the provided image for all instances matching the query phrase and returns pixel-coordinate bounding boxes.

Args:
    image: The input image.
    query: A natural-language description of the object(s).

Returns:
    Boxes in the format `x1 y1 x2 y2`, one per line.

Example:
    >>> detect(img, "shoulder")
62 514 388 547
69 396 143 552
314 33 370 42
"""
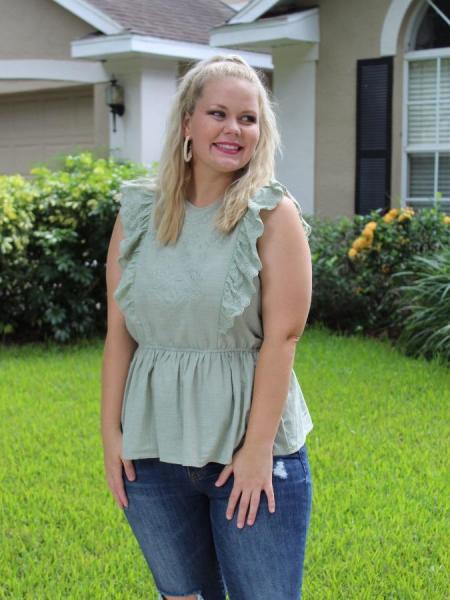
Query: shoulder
251 179 311 240
115 177 156 235
116 177 157 203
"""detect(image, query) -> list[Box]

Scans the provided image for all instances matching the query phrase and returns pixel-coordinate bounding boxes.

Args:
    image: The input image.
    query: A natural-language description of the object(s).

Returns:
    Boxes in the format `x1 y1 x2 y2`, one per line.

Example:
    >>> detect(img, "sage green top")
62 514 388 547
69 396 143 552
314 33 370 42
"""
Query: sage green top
113 177 313 467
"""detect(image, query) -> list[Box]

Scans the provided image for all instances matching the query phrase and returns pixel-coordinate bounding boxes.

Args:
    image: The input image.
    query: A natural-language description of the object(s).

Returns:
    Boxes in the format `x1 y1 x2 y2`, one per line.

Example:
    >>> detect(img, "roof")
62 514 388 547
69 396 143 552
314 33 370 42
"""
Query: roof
84 0 236 44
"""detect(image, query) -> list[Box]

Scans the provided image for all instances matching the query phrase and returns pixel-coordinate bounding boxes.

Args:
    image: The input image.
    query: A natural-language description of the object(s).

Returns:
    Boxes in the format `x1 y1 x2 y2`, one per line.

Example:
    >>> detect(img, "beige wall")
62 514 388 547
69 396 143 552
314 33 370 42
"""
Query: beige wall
315 0 393 218
0 0 109 158
0 0 94 60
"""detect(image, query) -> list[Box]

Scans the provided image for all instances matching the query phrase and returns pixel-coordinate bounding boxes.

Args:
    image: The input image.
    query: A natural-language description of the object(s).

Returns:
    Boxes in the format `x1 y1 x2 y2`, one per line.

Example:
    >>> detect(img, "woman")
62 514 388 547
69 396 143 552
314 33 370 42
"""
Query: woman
102 54 314 600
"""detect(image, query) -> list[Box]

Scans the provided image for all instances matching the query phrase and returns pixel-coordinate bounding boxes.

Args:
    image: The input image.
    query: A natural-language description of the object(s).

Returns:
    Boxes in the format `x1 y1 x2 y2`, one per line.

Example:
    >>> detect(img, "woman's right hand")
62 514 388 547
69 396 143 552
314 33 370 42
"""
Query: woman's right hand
102 428 136 509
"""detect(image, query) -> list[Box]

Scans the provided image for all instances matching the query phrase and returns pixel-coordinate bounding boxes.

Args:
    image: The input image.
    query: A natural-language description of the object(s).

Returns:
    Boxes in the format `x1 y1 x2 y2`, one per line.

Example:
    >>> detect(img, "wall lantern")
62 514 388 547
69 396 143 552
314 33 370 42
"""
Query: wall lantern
105 76 125 133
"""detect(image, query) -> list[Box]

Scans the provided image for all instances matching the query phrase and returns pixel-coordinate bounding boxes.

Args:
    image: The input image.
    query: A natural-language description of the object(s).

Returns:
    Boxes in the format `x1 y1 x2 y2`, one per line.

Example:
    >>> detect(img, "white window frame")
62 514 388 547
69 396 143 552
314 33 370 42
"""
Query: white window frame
401 2 450 210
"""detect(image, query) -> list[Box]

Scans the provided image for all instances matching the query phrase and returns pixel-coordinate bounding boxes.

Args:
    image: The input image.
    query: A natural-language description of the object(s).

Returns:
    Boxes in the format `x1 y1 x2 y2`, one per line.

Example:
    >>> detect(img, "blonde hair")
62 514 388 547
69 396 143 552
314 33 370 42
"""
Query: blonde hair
149 53 281 245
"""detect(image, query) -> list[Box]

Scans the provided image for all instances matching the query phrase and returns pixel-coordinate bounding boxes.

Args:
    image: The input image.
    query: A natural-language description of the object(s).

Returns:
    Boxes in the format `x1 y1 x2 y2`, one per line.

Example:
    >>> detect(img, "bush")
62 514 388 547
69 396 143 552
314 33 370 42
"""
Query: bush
308 205 450 356
0 152 150 343
388 250 450 364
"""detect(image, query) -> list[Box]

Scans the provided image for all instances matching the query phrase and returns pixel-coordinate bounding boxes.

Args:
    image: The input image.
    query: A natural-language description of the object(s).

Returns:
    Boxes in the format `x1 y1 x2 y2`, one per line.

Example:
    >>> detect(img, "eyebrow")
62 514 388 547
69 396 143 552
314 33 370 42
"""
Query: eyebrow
210 104 257 115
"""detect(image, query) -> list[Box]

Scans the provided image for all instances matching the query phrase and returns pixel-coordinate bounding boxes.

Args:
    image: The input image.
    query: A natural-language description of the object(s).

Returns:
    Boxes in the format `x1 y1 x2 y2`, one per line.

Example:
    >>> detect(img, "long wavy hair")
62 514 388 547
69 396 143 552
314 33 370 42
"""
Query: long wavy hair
147 54 282 245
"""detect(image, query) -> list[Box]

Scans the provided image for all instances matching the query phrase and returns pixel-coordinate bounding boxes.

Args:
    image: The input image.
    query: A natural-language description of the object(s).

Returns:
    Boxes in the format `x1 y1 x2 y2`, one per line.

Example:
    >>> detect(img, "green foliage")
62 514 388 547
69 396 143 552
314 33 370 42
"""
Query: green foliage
388 250 450 363
0 152 150 343
308 205 450 360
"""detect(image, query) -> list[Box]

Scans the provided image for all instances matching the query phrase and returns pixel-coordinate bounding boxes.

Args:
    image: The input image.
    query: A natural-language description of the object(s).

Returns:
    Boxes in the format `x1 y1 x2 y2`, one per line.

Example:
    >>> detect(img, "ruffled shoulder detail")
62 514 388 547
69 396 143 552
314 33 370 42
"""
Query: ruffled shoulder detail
113 179 155 320
218 178 311 337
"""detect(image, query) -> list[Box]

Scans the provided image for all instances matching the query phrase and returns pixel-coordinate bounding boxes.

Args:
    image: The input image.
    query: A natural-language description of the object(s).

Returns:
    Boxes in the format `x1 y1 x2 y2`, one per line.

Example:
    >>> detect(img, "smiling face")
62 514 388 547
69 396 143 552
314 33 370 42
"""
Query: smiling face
183 76 260 179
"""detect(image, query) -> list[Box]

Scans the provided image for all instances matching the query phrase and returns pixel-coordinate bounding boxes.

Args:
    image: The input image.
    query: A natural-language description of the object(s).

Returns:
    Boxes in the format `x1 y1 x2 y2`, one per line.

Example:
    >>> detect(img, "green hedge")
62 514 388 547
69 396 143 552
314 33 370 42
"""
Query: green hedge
308 204 450 362
0 152 149 343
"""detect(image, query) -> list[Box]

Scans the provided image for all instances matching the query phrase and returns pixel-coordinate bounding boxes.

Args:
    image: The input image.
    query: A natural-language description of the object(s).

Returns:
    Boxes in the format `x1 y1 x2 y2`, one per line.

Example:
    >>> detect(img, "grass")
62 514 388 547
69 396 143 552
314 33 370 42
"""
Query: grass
0 324 448 599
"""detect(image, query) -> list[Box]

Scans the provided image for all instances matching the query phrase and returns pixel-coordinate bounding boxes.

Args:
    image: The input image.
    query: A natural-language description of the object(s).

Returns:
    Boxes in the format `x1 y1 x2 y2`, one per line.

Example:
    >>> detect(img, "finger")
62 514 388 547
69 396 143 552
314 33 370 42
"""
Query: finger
226 486 241 521
215 464 232 487
246 489 262 526
266 485 276 514
236 490 252 529
123 459 136 481
114 468 129 509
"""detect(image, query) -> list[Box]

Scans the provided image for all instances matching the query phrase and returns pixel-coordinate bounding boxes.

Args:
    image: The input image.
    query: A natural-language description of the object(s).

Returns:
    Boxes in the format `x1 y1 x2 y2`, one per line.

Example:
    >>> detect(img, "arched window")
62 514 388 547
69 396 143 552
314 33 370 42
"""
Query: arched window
405 0 450 209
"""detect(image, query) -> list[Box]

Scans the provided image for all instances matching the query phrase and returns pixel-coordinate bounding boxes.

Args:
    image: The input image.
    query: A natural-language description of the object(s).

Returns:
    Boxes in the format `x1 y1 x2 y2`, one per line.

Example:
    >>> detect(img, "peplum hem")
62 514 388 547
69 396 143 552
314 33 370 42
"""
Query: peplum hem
218 179 311 337
120 345 313 468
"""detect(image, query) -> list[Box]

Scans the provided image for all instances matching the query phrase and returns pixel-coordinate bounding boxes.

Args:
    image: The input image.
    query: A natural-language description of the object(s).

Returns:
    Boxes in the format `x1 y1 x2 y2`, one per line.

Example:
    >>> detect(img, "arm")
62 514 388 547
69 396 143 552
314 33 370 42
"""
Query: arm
101 213 137 437
243 195 312 451
101 213 137 508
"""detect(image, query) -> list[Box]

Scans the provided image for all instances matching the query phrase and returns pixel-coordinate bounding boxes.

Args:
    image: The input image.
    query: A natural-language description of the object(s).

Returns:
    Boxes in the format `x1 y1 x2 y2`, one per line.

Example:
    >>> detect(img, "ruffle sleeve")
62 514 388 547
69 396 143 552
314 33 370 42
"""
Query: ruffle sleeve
113 180 154 331
218 178 311 337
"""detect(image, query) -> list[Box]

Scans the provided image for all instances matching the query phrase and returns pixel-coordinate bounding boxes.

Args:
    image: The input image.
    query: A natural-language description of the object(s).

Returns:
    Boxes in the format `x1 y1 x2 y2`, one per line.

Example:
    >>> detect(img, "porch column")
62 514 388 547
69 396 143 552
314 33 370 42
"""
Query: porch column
106 56 178 168
272 44 317 216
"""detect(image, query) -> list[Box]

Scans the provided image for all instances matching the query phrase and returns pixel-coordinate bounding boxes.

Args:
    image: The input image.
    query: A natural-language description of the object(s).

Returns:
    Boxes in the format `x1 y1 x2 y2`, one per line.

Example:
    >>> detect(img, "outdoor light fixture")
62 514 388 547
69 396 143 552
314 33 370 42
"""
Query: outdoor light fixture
105 76 125 133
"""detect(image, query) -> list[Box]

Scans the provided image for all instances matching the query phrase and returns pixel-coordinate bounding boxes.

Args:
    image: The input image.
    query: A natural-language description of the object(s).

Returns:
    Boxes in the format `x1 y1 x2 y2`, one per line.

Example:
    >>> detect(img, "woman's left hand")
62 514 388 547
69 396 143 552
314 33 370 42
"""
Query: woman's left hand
214 443 276 528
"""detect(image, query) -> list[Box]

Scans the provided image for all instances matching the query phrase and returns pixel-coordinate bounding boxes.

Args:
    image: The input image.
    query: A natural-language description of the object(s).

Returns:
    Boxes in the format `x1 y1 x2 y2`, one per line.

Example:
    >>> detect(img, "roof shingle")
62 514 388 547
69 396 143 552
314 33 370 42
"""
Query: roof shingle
85 0 236 44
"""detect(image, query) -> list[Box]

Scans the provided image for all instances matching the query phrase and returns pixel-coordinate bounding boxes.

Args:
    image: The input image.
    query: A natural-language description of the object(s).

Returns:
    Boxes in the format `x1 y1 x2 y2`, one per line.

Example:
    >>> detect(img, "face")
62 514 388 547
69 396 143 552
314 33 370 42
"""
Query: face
183 76 260 178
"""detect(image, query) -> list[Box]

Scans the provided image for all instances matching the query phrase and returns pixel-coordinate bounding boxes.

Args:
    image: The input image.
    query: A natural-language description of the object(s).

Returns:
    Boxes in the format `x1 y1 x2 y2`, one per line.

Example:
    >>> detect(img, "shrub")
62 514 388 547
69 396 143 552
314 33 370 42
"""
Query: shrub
0 152 150 343
387 250 450 364
308 205 450 347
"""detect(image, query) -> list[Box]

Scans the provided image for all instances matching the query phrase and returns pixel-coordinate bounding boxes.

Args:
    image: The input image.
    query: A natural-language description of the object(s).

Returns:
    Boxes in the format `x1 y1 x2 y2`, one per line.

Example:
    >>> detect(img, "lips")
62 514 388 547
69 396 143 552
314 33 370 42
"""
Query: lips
212 142 243 154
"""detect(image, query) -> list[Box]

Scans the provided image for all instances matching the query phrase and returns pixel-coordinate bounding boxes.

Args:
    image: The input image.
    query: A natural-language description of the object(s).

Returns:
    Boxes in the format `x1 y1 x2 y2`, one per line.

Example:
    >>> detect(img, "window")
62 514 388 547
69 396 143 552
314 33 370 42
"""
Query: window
405 0 450 210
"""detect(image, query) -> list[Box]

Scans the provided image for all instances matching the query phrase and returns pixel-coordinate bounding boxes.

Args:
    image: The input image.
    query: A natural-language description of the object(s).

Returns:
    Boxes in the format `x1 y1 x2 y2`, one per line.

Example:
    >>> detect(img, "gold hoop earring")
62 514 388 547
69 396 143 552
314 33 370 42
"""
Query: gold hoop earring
183 136 192 162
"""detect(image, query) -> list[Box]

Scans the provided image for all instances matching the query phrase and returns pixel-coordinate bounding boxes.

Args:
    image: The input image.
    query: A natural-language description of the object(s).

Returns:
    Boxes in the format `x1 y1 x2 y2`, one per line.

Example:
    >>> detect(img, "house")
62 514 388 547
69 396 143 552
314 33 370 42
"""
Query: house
0 1 269 175
0 0 449 219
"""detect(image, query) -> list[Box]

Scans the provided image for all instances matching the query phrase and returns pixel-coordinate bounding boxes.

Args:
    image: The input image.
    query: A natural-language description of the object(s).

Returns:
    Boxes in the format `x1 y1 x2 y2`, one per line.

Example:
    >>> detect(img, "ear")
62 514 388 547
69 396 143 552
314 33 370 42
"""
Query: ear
182 112 191 137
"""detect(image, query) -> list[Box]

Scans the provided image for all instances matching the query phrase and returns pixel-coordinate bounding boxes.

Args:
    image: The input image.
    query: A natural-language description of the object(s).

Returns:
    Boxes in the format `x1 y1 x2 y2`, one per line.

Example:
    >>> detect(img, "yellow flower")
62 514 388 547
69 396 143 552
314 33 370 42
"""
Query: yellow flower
348 248 358 259
388 208 399 217
365 221 377 231
383 214 395 223
362 227 374 241
352 236 369 250
398 212 412 223
444 215 450 225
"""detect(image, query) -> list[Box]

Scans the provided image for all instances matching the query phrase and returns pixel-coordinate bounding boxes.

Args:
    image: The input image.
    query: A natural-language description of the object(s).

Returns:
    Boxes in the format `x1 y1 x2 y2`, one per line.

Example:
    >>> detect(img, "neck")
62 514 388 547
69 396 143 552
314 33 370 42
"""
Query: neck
186 166 237 205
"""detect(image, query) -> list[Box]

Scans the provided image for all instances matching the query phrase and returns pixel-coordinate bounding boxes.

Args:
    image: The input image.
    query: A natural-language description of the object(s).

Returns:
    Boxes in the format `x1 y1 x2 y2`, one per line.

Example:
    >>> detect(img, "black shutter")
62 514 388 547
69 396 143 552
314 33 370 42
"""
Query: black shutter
355 56 393 215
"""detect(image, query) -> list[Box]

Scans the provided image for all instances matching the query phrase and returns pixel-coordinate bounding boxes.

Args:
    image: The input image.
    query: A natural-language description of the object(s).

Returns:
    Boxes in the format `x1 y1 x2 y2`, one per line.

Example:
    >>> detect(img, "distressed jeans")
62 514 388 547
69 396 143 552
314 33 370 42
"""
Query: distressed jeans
122 444 313 600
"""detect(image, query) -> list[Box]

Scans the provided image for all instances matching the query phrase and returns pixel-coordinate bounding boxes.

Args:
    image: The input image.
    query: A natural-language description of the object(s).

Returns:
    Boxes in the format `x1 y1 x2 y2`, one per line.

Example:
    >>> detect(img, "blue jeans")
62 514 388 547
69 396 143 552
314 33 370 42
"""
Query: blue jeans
122 444 313 600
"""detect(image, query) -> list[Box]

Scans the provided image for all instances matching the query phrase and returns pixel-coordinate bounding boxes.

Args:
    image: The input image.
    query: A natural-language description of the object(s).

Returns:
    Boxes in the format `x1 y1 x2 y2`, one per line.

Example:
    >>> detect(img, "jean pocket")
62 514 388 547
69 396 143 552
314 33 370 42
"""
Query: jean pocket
297 445 311 481
123 458 159 484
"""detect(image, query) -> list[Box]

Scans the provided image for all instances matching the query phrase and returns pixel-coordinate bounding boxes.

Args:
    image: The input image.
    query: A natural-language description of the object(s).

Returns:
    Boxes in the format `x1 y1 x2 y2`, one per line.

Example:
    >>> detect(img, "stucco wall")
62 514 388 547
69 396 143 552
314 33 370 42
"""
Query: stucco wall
0 0 109 155
0 0 94 60
314 0 393 218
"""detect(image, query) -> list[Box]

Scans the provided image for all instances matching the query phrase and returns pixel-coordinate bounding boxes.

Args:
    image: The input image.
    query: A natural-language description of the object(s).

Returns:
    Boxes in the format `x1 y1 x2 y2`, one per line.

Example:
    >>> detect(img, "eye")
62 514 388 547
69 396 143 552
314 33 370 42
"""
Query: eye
241 115 257 124
208 110 225 118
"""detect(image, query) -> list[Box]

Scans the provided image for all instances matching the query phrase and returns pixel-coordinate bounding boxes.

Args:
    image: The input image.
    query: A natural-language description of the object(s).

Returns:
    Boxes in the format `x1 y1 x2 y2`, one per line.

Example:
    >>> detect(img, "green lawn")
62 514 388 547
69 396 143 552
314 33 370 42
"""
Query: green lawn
0 324 448 599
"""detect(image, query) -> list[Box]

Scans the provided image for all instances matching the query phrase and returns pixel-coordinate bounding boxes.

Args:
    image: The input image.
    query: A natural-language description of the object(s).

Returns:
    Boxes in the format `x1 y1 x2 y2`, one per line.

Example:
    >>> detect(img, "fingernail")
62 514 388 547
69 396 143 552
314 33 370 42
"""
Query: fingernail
237 522 243 528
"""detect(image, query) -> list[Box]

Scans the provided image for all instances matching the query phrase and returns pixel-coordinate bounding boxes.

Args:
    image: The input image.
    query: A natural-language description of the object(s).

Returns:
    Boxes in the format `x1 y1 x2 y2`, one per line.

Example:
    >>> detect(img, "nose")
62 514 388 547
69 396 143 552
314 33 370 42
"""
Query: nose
222 117 241 135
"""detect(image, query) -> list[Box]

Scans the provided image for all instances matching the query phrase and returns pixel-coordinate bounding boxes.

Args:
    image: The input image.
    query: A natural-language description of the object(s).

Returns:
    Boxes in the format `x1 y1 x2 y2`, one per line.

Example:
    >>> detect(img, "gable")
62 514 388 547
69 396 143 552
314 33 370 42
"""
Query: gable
0 0 96 61
229 0 316 24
